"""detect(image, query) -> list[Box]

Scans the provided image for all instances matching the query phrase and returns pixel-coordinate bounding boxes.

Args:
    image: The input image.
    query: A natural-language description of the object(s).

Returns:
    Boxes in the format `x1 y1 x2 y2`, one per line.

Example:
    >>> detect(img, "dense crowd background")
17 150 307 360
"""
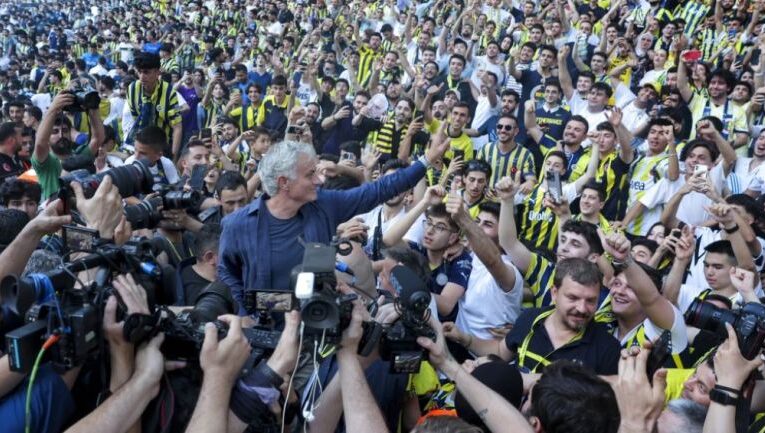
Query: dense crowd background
0 0 764 432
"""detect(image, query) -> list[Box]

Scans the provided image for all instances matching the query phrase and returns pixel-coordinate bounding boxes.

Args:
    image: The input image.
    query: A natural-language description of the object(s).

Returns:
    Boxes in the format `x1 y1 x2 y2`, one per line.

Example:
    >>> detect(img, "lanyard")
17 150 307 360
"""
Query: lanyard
702 98 732 139
517 309 585 373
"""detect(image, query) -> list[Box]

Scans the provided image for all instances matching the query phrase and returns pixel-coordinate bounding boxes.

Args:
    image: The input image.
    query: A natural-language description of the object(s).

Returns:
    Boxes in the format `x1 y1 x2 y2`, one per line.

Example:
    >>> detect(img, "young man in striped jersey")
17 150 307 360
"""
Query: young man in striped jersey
476 113 536 190
517 147 600 254
494 173 606 308
618 118 680 236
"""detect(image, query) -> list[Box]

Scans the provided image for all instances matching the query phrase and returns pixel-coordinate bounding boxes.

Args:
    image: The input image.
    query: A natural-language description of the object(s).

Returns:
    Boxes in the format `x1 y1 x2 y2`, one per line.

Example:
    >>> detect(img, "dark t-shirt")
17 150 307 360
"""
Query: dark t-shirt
266 208 305 291
505 307 620 375
408 241 472 322
180 264 213 305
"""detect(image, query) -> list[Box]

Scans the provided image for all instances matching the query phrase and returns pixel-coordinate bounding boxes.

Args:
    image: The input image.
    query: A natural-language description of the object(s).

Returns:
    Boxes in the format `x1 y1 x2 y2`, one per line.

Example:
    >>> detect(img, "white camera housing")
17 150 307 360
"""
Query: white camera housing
295 272 315 300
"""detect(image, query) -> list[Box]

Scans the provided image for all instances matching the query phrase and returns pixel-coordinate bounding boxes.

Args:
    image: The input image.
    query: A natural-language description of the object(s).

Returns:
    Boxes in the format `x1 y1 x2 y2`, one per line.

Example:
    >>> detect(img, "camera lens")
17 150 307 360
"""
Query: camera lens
684 298 738 337
162 190 202 210
124 196 163 229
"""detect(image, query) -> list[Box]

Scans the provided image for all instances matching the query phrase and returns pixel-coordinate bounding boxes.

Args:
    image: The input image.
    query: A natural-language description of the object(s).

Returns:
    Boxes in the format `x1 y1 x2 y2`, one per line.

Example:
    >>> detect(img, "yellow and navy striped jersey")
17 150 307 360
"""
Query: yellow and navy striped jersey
476 141 536 187
126 79 182 141
161 57 180 75
572 213 612 234
523 252 557 307
674 1 711 36
572 150 631 220
518 184 559 253
357 45 382 89
626 153 671 235
202 101 226 129
230 104 261 132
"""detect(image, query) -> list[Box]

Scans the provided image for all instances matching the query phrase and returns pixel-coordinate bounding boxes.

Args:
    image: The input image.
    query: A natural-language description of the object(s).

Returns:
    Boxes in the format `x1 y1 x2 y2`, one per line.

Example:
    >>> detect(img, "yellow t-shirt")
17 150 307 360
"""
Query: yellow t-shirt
427 119 474 161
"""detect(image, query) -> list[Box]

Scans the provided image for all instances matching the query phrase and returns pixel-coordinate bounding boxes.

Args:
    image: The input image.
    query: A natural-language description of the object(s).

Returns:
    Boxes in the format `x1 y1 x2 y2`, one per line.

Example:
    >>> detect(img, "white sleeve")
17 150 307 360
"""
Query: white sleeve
563 182 579 203
121 100 134 141
162 158 180 184
676 284 705 314
639 178 670 208
710 161 726 194
642 304 689 354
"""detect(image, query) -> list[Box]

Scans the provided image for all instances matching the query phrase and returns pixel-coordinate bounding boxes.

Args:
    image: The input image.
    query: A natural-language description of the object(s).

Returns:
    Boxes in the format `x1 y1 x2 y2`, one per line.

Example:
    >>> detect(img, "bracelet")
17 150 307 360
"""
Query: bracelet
724 224 739 234
714 384 742 396
611 256 634 267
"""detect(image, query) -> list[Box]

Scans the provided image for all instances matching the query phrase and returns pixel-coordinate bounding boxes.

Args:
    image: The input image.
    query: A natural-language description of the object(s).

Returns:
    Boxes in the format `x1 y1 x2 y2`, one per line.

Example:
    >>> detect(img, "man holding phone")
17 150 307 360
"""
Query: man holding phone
368 98 429 163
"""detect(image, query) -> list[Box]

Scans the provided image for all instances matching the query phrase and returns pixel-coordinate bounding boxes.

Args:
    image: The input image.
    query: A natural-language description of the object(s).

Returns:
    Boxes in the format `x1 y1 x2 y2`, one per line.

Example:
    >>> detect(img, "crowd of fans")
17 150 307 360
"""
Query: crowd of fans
0 0 764 431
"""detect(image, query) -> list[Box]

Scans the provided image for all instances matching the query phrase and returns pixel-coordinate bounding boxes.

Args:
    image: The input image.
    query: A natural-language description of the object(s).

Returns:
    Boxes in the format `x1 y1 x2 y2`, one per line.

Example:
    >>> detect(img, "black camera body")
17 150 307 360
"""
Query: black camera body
1 238 167 372
378 265 435 374
685 299 765 360
60 85 101 112
123 185 203 230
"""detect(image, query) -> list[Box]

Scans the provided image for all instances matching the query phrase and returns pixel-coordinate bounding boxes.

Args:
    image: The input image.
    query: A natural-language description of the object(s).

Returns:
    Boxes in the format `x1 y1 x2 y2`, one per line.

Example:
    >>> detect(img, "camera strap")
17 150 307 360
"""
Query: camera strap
122 310 163 344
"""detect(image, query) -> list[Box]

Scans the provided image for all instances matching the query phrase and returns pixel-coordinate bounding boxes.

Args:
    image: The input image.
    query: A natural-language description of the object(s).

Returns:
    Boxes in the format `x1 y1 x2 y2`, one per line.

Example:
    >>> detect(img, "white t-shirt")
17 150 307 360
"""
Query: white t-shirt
613 304 689 354
124 154 179 186
356 205 420 255
455 254 523 340
677 283 764 314
640 162 726 227
621 100 649 134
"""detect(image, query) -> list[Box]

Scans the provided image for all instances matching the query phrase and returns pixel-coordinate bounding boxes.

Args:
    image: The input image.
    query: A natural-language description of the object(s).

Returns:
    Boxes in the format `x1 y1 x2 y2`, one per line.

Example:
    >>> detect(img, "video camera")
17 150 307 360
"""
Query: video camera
685 299 765 360
378 265 436 374
2 237 170 372
291 240 355 342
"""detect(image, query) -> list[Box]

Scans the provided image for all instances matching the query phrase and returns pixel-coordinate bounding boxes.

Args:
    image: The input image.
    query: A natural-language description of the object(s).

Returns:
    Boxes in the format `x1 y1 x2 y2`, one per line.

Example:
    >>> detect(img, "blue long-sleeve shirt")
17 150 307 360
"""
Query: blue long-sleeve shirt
218 160 427 314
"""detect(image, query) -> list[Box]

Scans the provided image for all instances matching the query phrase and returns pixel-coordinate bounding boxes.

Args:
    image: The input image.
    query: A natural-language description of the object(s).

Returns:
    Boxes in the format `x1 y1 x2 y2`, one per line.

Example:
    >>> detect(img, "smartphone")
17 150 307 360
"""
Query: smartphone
243 290 295 313
200 128 212 139
286 125 303 135
546 170 563 204
693 164 708 176
646 331 672 383
189 164 208 191
452 149 465 160
340 151 357 163
62 224 100 253
670 228 682 239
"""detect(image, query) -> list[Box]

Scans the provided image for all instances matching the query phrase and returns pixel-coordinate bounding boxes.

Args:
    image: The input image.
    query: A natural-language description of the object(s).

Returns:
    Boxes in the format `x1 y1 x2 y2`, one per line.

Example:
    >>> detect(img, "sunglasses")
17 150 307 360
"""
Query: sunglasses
497 124 514 131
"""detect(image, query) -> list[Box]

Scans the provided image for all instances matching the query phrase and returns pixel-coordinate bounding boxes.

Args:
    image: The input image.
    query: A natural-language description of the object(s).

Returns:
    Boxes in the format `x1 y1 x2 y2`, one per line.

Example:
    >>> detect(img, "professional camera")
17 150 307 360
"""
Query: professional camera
59 159 155 203
2 237 169 372
291 240 354 342
378 265 436 373
685 299 765 360
123 186 203 229
60 84 101 112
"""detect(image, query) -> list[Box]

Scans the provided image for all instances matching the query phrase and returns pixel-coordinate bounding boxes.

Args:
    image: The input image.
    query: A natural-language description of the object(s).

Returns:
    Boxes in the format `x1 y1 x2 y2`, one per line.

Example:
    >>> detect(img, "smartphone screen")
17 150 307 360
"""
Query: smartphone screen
189 164 208 191
546 170 562 204
201 128 212 139
62 224 100 253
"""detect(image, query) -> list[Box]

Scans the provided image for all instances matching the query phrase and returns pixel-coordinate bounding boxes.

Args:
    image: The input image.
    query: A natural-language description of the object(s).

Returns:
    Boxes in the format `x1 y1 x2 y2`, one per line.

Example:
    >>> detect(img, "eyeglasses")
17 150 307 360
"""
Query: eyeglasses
422 219 453 234
497 124 514 131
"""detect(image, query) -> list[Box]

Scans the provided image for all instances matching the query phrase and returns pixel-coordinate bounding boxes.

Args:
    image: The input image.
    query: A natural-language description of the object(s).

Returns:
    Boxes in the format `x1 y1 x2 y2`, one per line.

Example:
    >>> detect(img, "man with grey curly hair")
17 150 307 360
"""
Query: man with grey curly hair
218 138 448 314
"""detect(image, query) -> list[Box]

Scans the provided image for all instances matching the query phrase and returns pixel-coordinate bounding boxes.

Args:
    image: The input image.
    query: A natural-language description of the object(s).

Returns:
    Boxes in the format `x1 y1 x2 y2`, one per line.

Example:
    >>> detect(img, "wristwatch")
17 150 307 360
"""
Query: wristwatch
710 386 740 406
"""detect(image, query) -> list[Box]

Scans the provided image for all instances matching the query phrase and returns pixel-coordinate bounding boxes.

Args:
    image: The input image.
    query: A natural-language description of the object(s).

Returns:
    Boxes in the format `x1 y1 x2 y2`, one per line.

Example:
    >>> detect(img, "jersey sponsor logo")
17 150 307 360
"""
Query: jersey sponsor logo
527 209 553 222
629 180 647 191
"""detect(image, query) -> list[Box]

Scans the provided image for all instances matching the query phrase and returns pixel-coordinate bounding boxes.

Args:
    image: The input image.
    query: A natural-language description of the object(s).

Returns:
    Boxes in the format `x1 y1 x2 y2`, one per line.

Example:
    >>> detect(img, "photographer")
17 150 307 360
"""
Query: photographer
186 312 302 433
123 126 180 192
198 171 248 226
0 199 72 432
32 91 105 201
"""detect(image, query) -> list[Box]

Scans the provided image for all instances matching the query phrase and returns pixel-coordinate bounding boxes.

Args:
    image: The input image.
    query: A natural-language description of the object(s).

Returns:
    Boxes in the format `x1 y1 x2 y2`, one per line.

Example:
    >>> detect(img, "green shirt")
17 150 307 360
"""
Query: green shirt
32 147 93 200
